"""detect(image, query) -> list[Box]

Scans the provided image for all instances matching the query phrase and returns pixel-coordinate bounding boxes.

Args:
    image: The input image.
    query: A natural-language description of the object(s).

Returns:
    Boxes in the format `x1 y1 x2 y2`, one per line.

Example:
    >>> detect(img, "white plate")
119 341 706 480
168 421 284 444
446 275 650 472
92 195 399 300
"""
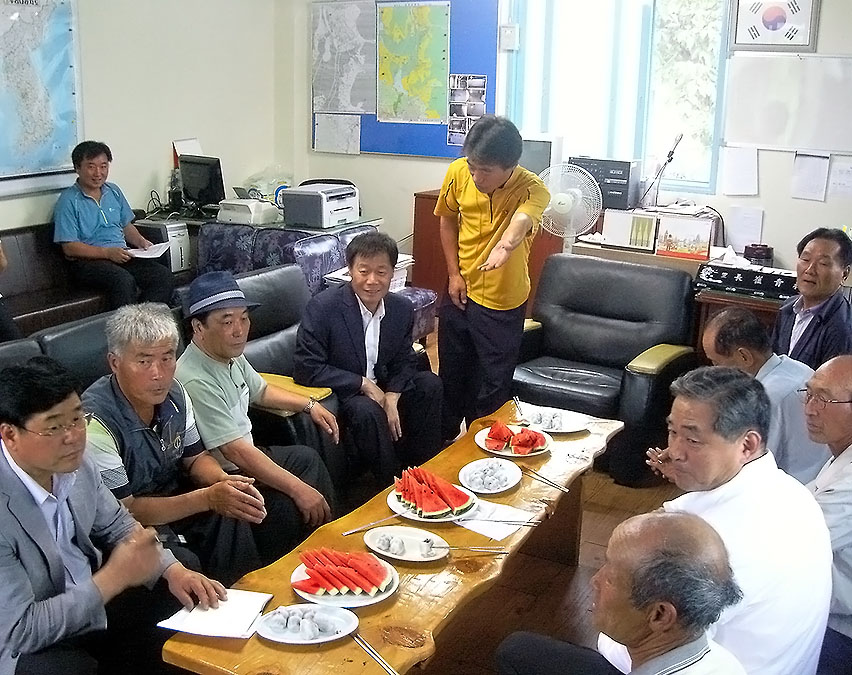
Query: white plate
290 560 399 608
364 525 449 562
256 604 358 645
386 484 478 523
520 406 588 433
458 458 522 494
474 425 553 458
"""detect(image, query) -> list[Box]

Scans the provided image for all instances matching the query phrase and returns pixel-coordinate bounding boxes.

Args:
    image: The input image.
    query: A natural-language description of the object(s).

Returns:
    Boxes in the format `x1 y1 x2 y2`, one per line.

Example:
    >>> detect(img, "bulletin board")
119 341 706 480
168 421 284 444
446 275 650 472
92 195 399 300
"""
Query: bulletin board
311 0 498 159
724 54 852 153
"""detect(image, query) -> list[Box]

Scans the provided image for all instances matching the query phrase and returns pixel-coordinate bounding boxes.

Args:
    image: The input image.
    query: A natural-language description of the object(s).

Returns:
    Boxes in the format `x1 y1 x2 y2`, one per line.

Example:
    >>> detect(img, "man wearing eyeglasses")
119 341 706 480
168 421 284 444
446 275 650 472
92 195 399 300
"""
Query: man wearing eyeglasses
802 355 852 675
0 358 225 675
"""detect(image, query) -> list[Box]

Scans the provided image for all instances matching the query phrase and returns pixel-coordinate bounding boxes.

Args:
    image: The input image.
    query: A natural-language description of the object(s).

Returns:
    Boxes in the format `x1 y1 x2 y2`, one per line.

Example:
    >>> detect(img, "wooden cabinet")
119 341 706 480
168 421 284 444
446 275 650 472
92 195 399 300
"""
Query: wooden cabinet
694 289 783 360
412 189 564 314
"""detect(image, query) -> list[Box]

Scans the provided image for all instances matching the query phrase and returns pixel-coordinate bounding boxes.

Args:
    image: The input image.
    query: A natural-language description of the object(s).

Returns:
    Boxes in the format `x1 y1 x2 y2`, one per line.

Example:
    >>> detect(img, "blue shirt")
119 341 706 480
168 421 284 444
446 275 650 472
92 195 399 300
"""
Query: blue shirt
53 181 134 247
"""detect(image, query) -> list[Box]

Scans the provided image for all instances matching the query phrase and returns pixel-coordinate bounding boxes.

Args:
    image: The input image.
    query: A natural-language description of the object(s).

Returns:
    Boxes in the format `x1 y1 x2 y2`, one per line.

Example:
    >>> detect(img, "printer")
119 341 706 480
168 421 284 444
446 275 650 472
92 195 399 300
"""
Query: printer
217 199 283 226
133 219 193 273
278 183 360 229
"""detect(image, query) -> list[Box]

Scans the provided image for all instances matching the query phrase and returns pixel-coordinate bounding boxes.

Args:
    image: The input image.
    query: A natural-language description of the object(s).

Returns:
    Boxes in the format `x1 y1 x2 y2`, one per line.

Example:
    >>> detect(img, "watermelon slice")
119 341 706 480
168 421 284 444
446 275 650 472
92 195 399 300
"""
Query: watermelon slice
487 420 514 444
510 428 547 455
485 436 507 451
337 566 378 597
321 564 361 594
305 567 340 595
292 578 325 595
418 486 452 519
421 469 475 515
348 553 393 592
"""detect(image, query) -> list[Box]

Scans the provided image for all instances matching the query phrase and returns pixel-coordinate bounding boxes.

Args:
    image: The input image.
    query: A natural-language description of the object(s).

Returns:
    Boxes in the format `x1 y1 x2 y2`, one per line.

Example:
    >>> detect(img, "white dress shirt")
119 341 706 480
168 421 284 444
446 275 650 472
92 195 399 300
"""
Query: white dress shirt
1 441 93 587
356 295 385 382
756 353 831 483
790 295 824 351
599 452 832 675
808 445 852 641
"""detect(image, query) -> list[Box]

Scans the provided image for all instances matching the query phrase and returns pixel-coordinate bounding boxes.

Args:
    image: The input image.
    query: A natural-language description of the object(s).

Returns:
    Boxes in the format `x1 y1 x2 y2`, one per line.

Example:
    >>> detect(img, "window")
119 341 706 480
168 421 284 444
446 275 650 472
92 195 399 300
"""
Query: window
499 0 728 193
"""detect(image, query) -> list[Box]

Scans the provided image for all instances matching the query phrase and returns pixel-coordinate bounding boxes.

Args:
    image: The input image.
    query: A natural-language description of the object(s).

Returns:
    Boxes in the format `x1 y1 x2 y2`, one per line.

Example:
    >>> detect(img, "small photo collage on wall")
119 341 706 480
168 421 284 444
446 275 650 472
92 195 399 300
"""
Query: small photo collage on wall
447 74 487 146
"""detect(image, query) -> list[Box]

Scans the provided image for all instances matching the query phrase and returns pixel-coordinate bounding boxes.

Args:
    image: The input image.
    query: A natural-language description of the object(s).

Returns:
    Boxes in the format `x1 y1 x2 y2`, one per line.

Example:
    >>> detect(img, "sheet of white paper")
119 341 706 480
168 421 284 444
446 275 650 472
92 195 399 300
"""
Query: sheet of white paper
157 589 272 639
173 137 204 156
720 146 758 196
456 499 537 541
726 206 764 253
128 242 170 259
314 113 361 154
792 152 830 201
828 155 852 198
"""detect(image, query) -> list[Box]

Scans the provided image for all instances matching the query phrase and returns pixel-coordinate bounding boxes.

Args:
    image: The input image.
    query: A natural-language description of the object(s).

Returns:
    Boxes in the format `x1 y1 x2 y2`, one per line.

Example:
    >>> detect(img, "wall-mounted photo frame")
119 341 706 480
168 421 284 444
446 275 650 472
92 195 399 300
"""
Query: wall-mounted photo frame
730 0 821 53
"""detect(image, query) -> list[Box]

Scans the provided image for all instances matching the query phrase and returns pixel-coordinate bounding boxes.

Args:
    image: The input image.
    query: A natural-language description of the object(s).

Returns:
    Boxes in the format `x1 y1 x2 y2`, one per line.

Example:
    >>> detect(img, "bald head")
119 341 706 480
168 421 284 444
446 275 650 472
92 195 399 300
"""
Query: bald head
804 355 852 455
612 512 742 635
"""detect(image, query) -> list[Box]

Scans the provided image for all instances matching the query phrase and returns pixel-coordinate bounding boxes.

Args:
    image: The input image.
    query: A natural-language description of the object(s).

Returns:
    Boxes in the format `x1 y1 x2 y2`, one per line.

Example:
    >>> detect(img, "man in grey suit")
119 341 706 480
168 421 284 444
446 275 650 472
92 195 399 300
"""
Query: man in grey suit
0 358 225 675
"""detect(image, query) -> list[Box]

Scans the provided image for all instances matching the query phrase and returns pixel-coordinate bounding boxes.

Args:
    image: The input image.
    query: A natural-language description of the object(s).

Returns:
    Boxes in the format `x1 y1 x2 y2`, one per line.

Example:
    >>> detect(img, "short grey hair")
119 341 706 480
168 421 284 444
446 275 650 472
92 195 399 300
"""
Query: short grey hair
630 549 743 635
670 366 770 445
105 302 179 356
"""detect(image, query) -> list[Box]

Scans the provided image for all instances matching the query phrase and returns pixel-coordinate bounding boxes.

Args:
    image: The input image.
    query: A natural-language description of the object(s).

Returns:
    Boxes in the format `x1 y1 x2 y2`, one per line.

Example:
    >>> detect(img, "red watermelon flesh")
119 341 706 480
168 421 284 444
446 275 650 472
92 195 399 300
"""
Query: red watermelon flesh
420 468 475 515
305 567 340 594
419 485 452 518
348 553 392 591
510 428 547 454
337 566 378 596
487 420 515 444
485 437 507 451
292 578 325 595
322 565 360 594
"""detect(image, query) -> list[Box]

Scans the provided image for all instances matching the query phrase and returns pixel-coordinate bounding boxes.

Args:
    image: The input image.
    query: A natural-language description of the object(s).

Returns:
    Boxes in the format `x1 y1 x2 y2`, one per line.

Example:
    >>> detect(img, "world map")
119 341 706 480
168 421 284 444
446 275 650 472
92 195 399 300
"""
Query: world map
377 1 449 124
0 0 79 181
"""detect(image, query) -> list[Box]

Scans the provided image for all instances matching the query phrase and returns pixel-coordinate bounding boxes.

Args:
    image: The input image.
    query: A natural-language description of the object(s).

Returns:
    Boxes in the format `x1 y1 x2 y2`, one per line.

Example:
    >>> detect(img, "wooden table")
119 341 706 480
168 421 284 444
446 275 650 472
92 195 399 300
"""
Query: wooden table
163 403 623 674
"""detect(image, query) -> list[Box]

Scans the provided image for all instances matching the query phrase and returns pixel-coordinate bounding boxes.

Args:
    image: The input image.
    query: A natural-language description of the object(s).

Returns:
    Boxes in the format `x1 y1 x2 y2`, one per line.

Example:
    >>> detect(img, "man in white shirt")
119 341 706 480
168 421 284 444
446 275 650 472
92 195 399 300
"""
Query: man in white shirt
802 355 852 675
597 367 832 675
702 306 830 482
496 511 746 675
294 232 442 485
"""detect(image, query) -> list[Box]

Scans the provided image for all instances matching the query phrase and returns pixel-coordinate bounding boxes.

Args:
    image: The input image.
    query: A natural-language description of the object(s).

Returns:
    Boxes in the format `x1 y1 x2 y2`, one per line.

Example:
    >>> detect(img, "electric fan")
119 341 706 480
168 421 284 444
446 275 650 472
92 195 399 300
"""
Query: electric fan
538 163 602 252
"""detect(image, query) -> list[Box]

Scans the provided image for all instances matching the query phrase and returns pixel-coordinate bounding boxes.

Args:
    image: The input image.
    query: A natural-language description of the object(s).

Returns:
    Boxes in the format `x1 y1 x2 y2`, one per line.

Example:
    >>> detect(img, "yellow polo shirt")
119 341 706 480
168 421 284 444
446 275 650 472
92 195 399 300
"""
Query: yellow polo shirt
434 158 550 310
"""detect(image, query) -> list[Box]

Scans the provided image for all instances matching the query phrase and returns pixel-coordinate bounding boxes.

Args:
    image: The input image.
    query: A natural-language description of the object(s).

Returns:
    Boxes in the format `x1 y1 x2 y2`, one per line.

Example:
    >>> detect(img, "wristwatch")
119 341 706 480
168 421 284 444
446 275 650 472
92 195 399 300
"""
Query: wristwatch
303 396 317 414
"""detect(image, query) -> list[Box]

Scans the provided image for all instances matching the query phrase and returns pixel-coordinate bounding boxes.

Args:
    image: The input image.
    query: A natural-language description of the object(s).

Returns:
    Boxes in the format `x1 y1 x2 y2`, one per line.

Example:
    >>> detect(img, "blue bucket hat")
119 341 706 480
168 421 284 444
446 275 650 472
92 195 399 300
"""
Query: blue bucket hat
185 271 260 318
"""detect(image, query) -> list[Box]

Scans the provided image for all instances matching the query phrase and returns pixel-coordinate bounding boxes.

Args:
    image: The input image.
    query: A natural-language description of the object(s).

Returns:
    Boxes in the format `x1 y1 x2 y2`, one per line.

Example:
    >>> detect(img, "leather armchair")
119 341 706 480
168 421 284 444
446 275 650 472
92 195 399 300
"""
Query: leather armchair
513 254 696 486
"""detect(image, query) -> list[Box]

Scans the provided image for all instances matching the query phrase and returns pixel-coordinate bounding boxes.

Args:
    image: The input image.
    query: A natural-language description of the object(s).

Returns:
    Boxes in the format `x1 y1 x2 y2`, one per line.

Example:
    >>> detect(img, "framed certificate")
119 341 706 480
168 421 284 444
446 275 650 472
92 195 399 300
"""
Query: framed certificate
730 0 821 52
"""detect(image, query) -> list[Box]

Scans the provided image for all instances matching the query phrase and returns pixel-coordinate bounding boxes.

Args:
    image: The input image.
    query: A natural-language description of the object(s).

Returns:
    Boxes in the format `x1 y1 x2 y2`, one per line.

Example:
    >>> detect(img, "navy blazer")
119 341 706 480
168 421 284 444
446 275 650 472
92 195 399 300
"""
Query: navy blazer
771 289 852 370
294 283 418 401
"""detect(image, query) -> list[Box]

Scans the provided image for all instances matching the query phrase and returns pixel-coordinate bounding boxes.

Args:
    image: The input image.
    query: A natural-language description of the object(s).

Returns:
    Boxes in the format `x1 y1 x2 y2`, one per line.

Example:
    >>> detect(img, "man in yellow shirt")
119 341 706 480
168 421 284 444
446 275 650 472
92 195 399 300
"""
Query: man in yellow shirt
434 116 550 441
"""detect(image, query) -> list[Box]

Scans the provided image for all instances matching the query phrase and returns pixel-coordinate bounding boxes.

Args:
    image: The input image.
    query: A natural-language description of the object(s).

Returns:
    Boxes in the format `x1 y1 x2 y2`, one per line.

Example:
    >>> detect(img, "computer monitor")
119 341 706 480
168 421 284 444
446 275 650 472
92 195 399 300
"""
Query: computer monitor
519 139 553 176
178 154 226 208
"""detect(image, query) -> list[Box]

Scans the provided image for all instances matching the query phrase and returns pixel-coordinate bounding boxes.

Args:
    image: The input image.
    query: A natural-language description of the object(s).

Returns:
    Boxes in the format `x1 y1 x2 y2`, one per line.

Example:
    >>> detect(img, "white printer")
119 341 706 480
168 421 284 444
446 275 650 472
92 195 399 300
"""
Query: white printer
278 183 360 229
217 199 283 226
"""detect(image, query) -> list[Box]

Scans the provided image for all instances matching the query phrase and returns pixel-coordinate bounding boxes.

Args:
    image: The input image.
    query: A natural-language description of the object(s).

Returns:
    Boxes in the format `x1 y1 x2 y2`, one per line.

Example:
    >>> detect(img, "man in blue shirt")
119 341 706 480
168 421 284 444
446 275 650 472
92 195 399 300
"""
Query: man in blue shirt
53 141 174 309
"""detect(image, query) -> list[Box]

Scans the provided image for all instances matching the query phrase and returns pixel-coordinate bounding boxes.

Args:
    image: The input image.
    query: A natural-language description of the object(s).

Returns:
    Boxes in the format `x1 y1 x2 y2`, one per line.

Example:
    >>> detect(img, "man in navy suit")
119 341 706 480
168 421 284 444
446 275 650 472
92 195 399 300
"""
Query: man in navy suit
294 232 442 485
771 228 852 370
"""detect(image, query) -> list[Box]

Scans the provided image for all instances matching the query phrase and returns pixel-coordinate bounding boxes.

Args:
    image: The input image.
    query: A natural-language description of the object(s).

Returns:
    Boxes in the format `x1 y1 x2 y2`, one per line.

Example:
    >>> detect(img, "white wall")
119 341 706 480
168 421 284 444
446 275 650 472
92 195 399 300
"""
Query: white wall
0 0 276 231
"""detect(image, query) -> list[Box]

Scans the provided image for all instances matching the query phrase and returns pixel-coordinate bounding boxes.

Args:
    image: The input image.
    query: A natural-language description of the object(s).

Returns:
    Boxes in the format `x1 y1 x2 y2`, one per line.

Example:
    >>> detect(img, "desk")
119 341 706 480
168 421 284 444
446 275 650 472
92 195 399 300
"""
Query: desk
163 402 623 674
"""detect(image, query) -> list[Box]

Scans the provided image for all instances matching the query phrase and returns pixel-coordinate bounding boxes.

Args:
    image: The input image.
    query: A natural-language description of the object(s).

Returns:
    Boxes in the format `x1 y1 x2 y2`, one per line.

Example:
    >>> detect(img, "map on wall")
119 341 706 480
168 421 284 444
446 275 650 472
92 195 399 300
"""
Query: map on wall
312 0 377 114
376 0 449 124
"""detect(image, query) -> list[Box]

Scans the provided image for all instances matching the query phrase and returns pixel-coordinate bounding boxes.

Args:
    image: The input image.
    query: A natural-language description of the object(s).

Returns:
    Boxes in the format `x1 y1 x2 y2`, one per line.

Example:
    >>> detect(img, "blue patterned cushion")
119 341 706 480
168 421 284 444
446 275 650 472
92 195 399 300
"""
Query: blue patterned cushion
197 222 257 274
336 224 379 254
396 286 437 342
292 234 345 295
251 228 313 269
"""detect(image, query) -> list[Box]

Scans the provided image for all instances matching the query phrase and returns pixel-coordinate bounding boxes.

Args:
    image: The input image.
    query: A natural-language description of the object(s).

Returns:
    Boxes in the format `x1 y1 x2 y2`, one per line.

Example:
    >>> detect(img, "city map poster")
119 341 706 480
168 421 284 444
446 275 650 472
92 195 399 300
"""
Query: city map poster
377 1 449 124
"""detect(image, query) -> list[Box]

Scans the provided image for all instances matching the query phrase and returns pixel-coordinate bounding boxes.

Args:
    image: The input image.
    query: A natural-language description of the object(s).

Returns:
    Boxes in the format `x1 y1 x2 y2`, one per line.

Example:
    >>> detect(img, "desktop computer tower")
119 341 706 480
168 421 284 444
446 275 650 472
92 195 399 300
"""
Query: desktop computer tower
134 220 193 273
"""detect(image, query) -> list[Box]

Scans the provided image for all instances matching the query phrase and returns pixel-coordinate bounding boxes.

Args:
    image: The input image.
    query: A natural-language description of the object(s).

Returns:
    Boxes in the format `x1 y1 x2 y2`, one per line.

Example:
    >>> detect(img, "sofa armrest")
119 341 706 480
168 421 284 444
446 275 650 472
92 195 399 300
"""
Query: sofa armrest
518 319 543 364
253 373 333 419
626 344 694 376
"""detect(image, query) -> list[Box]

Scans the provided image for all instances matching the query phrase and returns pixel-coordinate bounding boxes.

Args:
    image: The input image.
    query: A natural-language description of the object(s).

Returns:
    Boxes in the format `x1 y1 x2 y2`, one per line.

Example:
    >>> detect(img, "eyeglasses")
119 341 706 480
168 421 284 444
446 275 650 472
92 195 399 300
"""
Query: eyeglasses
21 412 94 437
796 389 852 410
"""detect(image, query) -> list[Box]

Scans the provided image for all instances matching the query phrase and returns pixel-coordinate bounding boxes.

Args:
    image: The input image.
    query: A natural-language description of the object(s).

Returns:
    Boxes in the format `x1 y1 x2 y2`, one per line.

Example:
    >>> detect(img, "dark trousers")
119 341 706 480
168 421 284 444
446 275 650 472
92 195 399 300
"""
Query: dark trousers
0 298 21 342
818 626 852 675
496 632 623 675
68 257 175 309
438 296 526 441
15 579 184 675
340 371 443 486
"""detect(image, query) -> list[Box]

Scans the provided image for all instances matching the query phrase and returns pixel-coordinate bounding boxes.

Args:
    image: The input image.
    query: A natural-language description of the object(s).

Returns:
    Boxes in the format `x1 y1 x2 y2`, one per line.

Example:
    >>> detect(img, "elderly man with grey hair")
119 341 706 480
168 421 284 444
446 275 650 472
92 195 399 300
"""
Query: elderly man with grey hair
497 511 746 674
82 303 296 585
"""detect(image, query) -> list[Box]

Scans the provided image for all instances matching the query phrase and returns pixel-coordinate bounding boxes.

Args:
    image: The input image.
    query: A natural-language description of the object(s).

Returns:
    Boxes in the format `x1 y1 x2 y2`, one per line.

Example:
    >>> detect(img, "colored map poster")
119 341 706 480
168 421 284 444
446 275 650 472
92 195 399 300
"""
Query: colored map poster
0 0 80 185
376 1 449 124
312 0 376 114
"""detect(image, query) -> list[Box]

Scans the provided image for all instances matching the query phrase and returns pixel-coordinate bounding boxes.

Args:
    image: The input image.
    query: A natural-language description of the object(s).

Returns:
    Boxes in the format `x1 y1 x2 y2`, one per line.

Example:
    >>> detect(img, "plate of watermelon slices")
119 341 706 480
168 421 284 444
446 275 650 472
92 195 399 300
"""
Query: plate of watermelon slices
290 548 399 608
387 466 478 523
475 421 553 458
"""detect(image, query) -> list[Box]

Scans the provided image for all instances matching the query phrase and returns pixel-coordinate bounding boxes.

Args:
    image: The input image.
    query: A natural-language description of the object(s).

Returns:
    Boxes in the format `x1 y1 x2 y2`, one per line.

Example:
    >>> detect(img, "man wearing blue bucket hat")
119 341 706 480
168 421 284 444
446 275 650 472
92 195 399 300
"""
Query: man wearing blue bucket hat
176 271 337 543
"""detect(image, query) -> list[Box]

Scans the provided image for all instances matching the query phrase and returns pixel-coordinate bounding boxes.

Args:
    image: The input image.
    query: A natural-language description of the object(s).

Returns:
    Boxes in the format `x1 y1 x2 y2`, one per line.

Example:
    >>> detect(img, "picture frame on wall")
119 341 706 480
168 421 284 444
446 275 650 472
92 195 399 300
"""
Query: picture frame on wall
729 0 821 52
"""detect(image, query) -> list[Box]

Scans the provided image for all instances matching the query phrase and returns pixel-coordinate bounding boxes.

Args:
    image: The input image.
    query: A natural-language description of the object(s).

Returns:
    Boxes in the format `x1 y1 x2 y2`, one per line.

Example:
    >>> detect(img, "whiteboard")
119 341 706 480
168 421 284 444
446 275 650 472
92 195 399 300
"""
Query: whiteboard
724 54 852 153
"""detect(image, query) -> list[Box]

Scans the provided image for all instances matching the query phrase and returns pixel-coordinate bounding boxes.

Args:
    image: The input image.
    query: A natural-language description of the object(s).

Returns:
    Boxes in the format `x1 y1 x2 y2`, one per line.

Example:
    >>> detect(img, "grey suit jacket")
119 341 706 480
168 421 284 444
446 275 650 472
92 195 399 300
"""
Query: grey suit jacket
0 448 177 675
